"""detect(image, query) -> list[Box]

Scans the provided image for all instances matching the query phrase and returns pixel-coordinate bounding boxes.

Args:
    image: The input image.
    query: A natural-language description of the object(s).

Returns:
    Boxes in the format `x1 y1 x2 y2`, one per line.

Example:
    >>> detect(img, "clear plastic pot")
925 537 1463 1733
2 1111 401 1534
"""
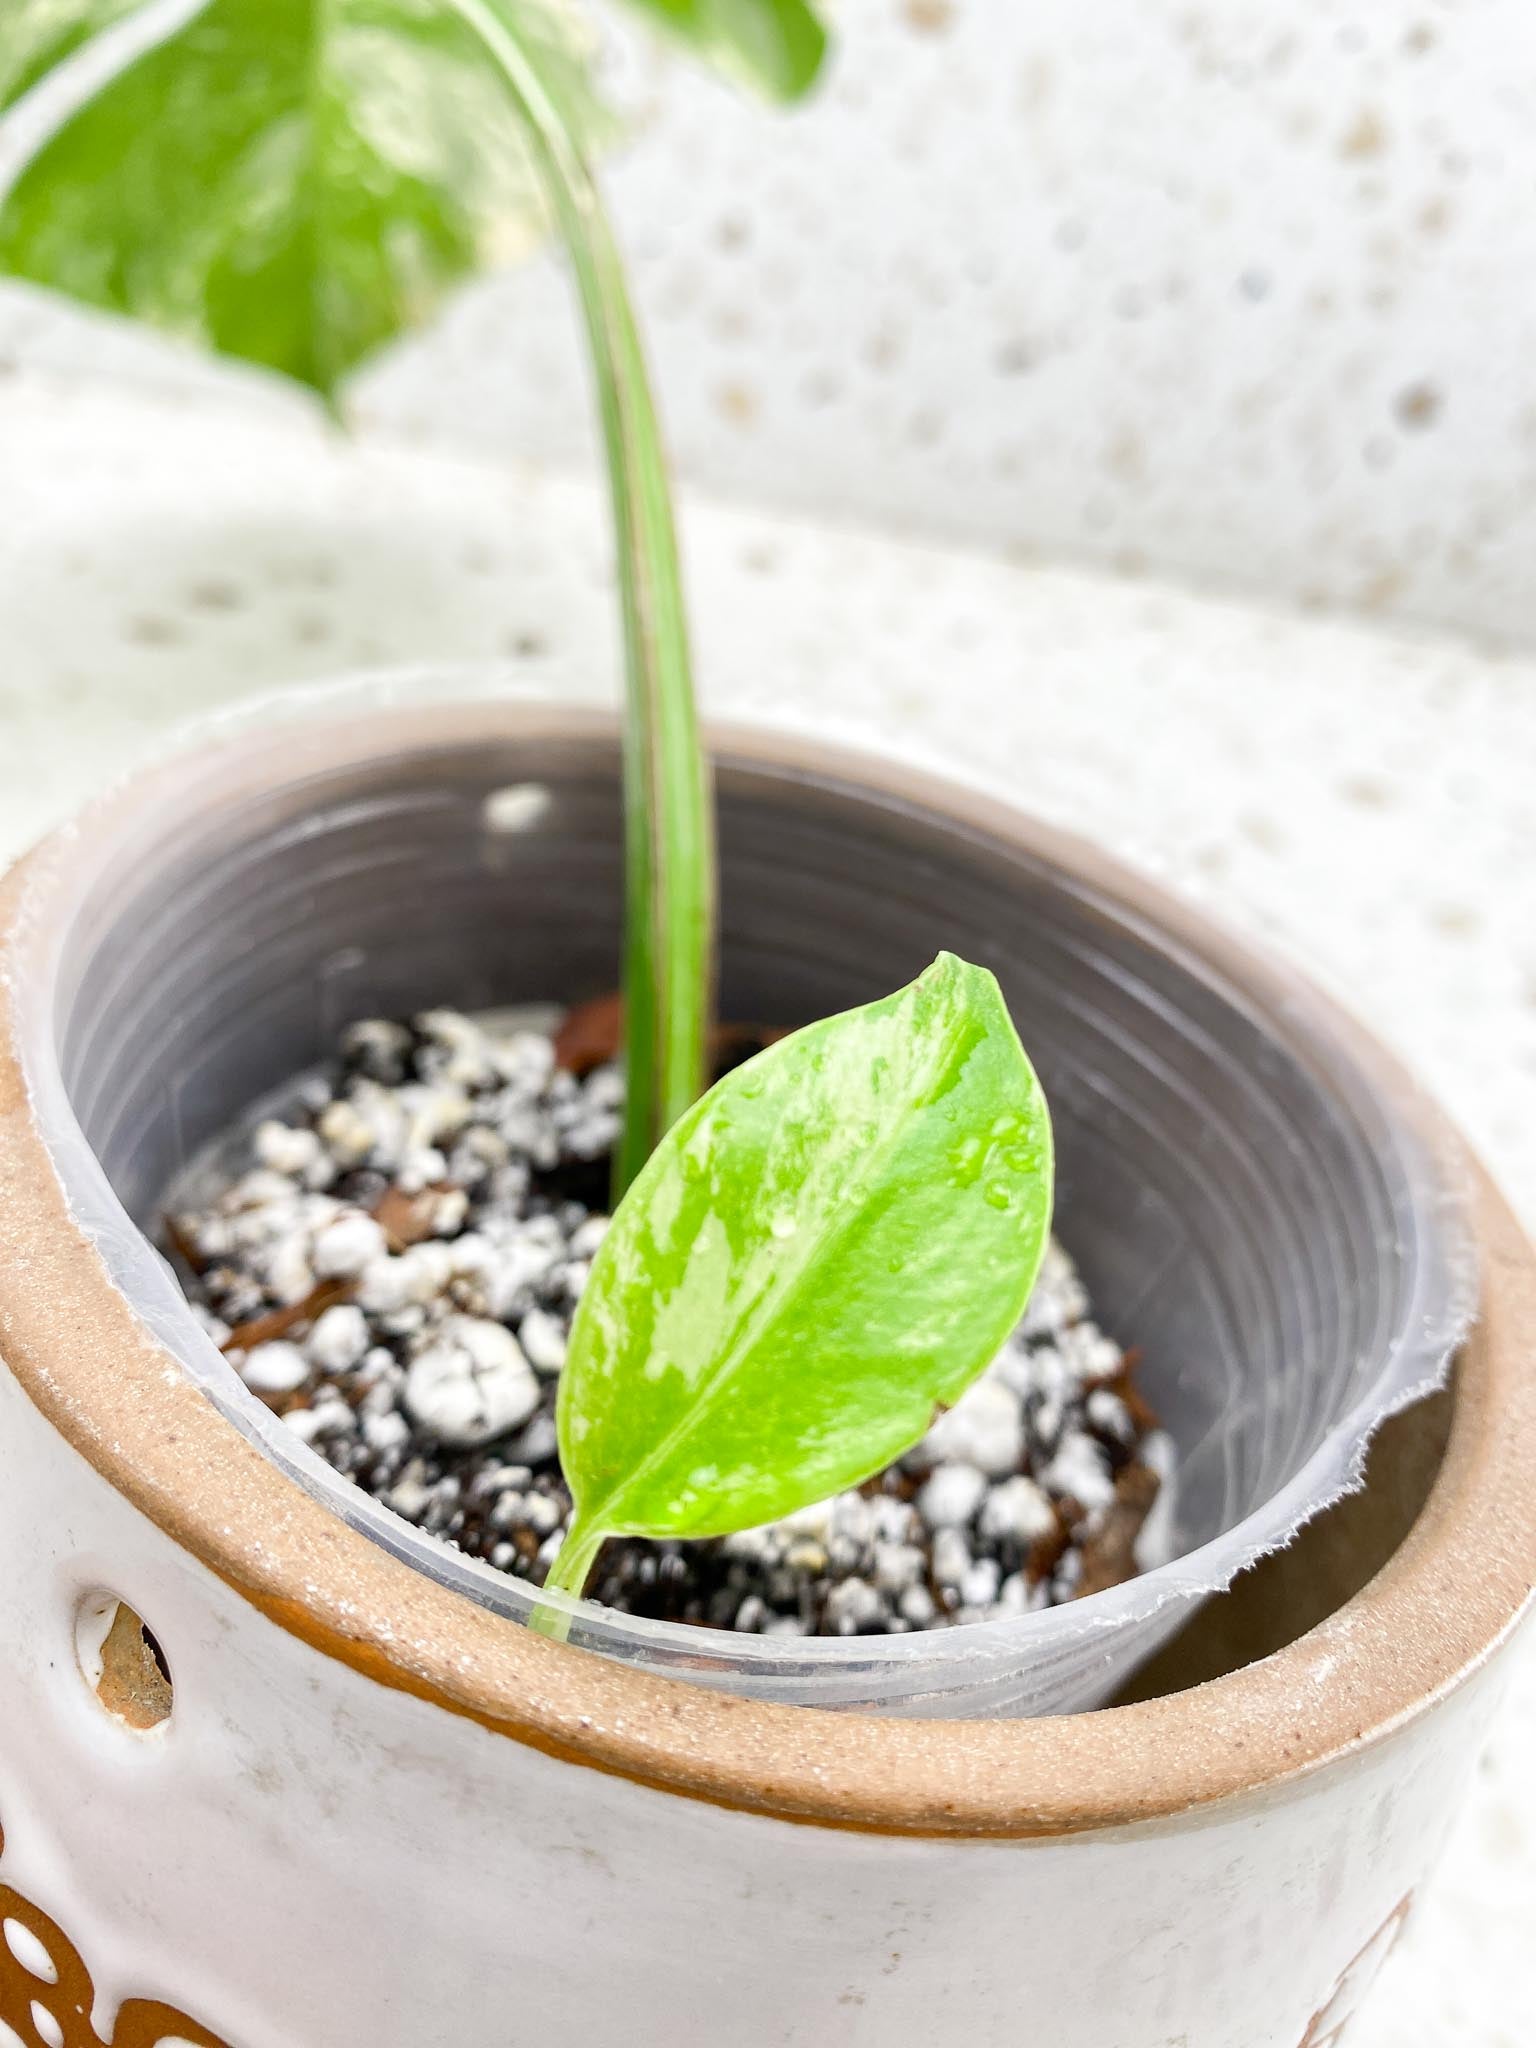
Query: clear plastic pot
6 675 1475 1716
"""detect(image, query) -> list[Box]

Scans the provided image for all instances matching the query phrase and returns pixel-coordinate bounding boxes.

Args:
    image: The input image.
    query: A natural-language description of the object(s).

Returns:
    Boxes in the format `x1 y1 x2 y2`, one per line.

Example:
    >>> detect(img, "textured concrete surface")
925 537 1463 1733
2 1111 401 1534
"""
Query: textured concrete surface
0 378 1531 2044
11 0 1536 647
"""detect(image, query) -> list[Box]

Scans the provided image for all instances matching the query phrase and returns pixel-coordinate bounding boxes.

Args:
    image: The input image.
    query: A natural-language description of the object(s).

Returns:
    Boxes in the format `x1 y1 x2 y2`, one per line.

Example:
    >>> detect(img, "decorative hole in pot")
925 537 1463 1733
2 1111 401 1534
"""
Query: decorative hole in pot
73 1594 173 1736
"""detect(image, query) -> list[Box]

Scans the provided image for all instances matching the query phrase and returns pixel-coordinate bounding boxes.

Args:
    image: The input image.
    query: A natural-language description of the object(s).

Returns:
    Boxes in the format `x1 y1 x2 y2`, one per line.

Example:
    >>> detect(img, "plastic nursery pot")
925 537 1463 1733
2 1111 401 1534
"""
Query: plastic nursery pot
0 689 1531 2048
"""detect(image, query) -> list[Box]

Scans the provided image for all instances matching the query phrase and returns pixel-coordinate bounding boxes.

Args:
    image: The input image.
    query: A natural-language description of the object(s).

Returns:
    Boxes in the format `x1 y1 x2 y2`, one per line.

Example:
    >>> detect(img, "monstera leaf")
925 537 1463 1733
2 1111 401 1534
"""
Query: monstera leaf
622 0 824 98
0 0 606 395
0 0 825 398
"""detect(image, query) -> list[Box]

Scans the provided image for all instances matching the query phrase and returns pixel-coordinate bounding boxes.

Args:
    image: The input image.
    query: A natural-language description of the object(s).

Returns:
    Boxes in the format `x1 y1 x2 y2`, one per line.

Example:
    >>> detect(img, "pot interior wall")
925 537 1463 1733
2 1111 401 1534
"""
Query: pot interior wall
46 726 1428 1575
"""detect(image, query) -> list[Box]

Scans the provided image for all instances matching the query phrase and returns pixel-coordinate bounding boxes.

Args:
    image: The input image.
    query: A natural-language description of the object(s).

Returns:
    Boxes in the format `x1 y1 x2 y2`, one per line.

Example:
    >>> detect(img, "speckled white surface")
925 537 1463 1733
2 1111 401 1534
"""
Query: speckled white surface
0 375 1532 2042
366 0 1536 648
9 0 1536 647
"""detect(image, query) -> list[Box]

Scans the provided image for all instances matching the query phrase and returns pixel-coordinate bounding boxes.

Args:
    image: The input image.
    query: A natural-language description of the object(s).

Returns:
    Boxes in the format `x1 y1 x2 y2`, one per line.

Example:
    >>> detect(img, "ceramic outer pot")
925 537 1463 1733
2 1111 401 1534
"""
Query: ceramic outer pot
0 699 1530 2048
0 688 1478 1721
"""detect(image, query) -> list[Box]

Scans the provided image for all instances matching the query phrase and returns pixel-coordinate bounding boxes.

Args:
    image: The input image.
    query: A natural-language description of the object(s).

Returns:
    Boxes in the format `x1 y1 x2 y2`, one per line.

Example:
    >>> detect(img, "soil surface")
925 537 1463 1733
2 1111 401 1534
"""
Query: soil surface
165 1006 1175 1637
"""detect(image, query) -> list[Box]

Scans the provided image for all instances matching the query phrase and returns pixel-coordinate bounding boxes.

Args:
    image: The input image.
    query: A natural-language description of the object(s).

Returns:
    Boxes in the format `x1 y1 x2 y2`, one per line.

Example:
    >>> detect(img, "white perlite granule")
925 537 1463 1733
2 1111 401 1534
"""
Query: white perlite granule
168 1008 1175 1636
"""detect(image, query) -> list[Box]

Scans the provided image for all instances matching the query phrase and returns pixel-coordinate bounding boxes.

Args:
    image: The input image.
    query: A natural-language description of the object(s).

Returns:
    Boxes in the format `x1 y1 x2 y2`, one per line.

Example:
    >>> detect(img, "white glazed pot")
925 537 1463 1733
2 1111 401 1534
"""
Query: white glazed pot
0 699 1530 2048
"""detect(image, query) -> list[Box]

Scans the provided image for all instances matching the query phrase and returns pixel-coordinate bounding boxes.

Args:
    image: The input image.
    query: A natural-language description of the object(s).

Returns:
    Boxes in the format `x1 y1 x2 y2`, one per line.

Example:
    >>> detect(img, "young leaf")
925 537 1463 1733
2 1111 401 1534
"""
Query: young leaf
543 953 1054 1600
0 0 605 398
617 0 828 101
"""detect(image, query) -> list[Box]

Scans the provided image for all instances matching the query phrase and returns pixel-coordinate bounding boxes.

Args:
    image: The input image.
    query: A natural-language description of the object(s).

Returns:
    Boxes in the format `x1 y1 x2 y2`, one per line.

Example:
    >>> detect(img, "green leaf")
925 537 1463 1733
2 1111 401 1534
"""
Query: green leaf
0 0 605 397
616 0 827 101
544 953 1053 1598
0 2 148 108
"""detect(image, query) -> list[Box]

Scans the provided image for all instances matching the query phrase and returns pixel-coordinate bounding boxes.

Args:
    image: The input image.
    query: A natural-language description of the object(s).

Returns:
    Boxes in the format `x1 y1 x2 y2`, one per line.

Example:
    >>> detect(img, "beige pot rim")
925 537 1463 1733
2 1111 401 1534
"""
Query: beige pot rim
0 702 1532 1839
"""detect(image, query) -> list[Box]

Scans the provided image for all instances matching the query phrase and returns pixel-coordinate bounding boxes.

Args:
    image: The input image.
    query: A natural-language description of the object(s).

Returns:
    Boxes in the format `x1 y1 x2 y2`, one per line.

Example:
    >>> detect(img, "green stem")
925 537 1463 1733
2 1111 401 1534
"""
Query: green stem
446 0 715 1200
531 1516 607 1637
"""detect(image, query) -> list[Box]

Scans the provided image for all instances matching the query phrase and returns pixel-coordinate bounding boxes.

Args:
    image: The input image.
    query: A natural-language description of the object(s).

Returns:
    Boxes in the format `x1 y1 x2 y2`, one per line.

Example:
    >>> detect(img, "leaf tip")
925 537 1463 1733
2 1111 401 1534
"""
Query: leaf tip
921 948 1004 1008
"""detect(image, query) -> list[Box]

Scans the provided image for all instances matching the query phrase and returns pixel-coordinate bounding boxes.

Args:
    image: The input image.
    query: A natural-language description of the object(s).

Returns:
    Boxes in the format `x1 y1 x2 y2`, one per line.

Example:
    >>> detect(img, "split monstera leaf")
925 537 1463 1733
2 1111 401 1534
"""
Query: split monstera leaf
0 2 1058 1604
0 0 824 400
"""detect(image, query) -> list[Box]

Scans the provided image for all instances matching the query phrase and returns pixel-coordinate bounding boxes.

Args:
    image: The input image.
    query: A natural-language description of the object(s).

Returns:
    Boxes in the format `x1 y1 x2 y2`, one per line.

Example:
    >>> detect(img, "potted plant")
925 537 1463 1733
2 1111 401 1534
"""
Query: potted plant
0 9 1532 2048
